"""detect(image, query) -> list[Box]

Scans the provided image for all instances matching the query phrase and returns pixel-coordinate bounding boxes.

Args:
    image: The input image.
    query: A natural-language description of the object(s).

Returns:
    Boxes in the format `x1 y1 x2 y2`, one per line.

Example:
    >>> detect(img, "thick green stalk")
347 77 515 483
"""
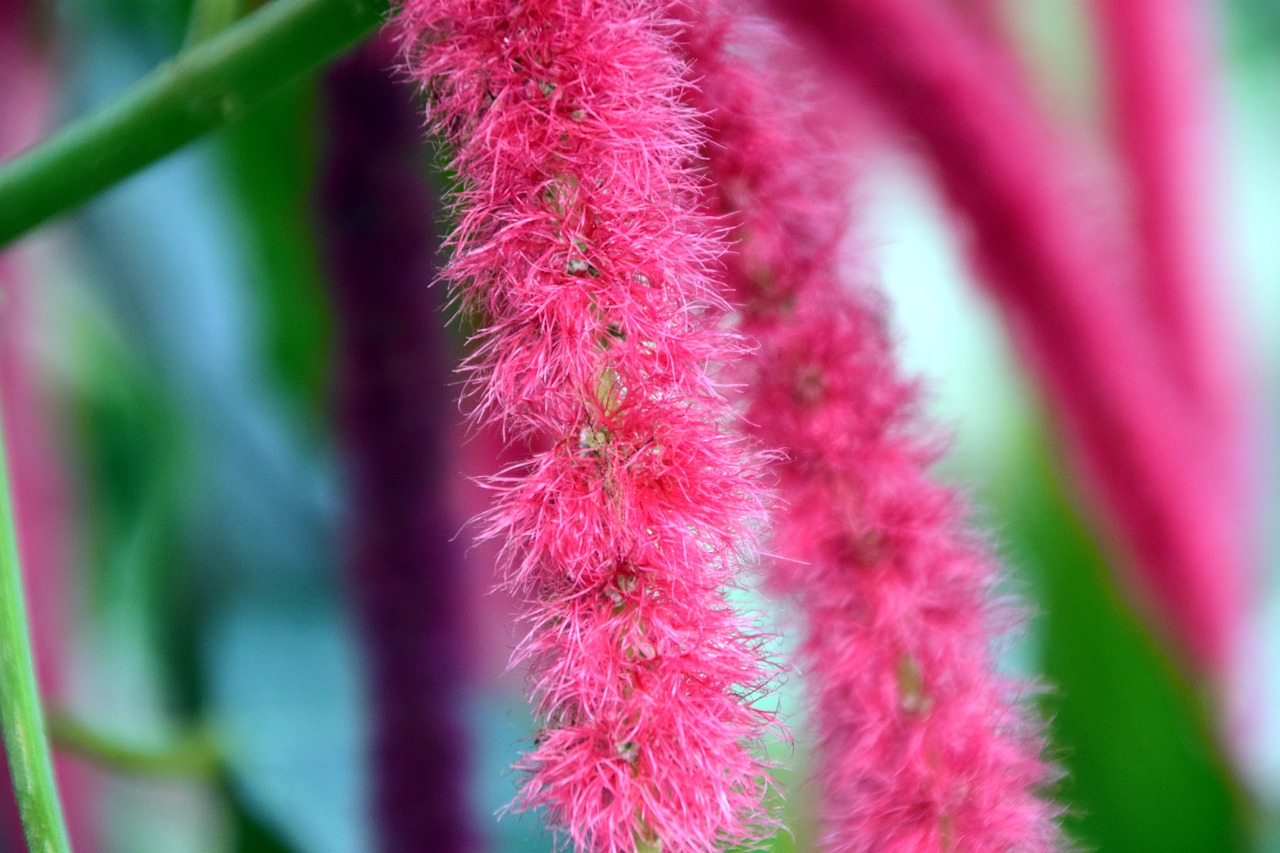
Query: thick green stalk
0 396 69 853
0 0 388 247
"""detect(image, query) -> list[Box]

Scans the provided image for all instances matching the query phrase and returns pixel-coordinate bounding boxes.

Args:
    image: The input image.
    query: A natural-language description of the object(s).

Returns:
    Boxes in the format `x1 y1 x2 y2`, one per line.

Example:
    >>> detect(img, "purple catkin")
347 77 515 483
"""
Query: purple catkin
318 38 478 853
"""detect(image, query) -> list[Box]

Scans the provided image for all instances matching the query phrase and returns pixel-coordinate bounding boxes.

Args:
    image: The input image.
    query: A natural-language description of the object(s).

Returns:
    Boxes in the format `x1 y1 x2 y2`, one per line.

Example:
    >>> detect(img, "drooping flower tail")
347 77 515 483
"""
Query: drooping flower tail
318 37 479 852
682 10 1060 850
1091 0 1243 429
1089 0 1259 634
393 1 784 850
761 0 1245 675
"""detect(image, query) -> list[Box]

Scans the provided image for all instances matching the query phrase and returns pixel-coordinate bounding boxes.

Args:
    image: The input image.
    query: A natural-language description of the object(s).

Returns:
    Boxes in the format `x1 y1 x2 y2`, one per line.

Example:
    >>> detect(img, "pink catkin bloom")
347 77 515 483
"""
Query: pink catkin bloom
393 1 784 850
761 0 1248 677
682 9 1059 851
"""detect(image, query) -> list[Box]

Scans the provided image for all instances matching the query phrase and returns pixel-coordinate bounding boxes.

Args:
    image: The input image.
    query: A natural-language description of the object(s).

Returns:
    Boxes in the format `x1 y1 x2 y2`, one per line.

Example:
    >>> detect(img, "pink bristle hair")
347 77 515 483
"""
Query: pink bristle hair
392 1 786 849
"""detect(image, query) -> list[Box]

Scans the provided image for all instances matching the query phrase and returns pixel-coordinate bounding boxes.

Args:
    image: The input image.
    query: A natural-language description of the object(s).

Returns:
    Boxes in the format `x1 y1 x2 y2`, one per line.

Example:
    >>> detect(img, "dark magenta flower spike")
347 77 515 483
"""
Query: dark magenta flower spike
761 0 1249 679
682 7 1060 850
318 36 480 853
392 1 787 849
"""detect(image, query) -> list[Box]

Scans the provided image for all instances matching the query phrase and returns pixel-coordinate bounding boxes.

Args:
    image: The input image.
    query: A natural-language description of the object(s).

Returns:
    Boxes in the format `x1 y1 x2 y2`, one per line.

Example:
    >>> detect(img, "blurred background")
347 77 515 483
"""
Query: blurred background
0 0 1277 850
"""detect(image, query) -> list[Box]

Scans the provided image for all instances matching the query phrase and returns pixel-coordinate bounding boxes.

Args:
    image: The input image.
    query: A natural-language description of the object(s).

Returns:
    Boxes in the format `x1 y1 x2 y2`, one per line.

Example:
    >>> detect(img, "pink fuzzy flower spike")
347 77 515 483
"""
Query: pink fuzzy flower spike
682 7 1060 851
393 1 785 850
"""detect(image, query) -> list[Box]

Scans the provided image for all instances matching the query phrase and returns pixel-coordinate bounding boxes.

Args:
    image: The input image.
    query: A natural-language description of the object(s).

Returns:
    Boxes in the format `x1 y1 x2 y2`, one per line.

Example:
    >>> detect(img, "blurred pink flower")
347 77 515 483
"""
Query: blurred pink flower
763 0 1248 676
394 0 784 849
1091 0 1261 658
1092 0 1245 429
683 8 1060 850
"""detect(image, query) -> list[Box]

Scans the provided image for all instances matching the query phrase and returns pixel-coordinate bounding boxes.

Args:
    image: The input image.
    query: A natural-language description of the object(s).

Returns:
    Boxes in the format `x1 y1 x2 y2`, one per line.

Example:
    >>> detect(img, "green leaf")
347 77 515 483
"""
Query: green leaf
996 426 1253 851
218 77 332 422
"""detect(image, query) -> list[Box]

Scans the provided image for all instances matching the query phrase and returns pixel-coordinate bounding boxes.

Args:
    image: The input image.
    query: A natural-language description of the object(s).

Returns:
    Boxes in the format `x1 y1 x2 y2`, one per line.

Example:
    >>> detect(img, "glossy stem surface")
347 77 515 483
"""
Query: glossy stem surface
0 391 68 853
0 0 387 247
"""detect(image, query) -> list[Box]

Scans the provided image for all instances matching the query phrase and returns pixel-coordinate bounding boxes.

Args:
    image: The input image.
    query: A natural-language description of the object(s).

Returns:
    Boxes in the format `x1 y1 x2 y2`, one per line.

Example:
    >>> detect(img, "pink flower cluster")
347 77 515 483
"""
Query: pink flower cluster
684 9 1059 850
395 1 783 849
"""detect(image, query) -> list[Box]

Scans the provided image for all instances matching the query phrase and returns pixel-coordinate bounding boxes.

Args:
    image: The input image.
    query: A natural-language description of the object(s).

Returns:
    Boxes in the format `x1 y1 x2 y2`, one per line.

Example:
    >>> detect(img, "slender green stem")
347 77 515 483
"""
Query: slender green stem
46 712 221 778
0 0 389 248
0 396 69 853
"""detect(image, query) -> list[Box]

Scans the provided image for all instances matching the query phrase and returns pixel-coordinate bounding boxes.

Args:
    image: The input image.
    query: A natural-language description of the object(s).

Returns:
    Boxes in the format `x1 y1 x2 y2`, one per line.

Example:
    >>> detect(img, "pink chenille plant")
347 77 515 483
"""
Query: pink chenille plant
394 0 783 849
683 6 1058 850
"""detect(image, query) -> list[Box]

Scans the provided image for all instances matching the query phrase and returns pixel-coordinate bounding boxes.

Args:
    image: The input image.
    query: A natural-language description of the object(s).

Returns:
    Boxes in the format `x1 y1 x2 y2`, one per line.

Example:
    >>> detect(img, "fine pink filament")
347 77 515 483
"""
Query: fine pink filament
395 1 785 849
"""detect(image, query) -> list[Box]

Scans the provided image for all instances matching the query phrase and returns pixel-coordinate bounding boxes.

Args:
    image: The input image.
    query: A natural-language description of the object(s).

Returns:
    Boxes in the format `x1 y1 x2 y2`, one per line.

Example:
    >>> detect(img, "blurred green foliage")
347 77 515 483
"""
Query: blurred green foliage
69 281 301 851
994 424 1251 852
218 78 332 428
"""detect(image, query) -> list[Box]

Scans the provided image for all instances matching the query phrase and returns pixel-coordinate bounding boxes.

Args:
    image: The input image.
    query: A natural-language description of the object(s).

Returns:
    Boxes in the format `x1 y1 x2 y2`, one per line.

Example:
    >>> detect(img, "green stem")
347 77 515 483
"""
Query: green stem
184 0 244 47
0 397 69 853
46 712 220 778
0 0 389 248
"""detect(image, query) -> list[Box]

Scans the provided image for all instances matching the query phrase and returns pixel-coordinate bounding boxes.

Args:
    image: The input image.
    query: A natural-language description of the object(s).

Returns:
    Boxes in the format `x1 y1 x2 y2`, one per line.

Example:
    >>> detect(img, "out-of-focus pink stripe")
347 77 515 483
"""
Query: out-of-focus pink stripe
1092 0 1240 421
763 0 1249 676
947 0 1003 41
0 4 97 849
1091 0 1261 602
